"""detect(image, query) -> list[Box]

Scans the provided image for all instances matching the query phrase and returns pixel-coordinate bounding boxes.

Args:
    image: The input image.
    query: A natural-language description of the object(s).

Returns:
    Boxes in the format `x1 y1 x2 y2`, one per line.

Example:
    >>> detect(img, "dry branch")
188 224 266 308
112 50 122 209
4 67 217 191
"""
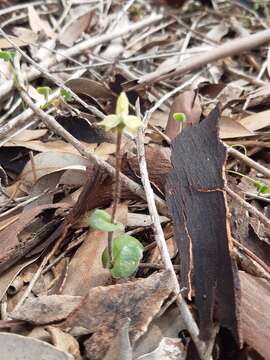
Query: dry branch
137 28 270 85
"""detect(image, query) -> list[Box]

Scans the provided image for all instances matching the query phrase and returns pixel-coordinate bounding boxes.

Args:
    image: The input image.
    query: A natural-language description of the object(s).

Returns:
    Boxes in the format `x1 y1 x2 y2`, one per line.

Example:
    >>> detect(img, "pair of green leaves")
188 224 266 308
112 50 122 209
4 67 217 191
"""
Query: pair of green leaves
89 209 143 278
98 92 142 132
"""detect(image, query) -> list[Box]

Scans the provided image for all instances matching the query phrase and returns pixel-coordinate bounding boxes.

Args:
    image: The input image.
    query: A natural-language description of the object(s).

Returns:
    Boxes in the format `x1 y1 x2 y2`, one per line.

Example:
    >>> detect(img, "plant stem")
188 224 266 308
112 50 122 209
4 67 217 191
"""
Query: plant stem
108 129 123 267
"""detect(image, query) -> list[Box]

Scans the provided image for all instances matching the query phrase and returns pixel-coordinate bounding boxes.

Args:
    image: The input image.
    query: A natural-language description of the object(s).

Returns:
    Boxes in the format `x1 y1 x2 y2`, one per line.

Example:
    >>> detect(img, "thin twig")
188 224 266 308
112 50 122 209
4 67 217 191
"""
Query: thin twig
135 102 212 360
226 146 270 178
226 186 270 230
137 28 270 86
0 14 163 99
12 56 168 217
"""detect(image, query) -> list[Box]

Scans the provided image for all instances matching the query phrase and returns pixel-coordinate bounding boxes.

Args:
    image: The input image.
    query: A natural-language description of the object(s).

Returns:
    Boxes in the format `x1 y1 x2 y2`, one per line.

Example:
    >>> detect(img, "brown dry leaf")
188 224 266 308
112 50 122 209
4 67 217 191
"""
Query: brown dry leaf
4 139 96 155
165 91 201 140
219 117 254 139
11 129 47 142
47 326 81 360
10 295 82 324
136 337 186 360
28 6 55 38
65 78 112 100
133 306 186 358
237 109 270 132
0 204 67 274
59 11 94 47
64 271 174 360
104 318 132 360
0 36 35 48
0 332 74 360
0 258 38 301
166 106 241 343
20 151 90 185
61 204 128 296
240 271 270 359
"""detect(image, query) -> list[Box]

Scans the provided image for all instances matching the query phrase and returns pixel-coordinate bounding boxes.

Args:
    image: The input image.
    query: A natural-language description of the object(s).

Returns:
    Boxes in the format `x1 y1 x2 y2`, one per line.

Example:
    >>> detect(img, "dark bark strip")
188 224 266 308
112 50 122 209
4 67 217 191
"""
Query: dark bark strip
165 106 241 343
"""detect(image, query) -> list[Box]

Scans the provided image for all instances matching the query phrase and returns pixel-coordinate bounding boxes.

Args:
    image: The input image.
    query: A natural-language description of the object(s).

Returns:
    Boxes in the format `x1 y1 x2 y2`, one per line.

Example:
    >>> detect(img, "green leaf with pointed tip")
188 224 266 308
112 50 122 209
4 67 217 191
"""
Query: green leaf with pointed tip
89 209 124 232
60 88 73 101
98 114 121 131
0 50 16 62
124 115 143 132
102 234 143 278
254 180 270 194
173 112 186 122
116 92 129 116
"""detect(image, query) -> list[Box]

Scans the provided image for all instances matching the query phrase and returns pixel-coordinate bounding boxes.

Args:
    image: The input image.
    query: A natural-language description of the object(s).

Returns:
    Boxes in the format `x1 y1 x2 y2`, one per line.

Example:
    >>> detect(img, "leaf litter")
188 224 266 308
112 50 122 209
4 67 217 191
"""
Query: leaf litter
0 1 269 359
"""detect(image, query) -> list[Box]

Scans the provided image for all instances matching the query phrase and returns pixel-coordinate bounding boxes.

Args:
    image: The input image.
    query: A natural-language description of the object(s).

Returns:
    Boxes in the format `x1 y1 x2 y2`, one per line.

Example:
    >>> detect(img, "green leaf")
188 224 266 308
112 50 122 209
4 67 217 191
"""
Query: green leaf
102 234 143 278
89 209 124 232
254 180 270 194
0 50 16 62
124 115 143 132
173 112 186 122
37 86 51 100
98 114 121 131
60 88 73 101
116 92 129 116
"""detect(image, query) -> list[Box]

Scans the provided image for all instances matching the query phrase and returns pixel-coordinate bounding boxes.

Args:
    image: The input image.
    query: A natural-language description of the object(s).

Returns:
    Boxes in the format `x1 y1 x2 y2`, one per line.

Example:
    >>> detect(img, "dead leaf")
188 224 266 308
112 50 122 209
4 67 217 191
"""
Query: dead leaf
0 258 38 301
28 6 55 38
47 326 81 360
240 271 270 359
219 117 254 139
10 295 82 324
20 151 90 185
166 106 241 343
64 271 174 360
0 332 74 360
59 11 94 47
104 318 132 360
238 109 270 132
133 306 186 358
136 337 186 360
0 36 34 48
0 204 66 274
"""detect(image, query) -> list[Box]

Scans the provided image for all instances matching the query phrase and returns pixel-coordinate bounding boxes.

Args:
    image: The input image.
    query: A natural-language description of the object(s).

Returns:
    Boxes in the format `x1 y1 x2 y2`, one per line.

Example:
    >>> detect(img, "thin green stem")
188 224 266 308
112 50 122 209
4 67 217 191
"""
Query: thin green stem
108 128 123 268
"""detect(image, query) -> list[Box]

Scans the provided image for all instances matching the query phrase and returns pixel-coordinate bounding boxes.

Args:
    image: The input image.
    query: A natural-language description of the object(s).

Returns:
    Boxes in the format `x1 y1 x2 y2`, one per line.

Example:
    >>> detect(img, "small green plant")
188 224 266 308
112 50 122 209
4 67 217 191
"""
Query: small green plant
37 86 52 108
89 92 143 278
173 112 186 123
0 50 16 62
60 88 73 102
227 170 270 195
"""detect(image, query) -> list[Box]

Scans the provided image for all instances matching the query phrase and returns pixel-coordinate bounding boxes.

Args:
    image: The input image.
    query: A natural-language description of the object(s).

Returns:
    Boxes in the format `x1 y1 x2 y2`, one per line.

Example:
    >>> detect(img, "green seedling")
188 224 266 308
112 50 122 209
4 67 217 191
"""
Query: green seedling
60 88 73 102
37 86 52 109
89 92 143 277
173 112 186 123
227 170 270 195
0 50 16 63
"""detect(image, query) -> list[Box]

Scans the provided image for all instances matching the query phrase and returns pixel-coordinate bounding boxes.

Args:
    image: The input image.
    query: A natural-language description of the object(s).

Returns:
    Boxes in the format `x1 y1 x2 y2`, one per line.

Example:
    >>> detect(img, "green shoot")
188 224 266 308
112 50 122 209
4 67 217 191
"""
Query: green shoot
173 112 186 123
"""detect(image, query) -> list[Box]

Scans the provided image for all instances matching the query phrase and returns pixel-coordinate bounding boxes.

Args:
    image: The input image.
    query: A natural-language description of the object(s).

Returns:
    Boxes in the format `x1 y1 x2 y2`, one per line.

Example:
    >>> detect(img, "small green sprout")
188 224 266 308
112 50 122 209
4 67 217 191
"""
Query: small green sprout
173 112 186 123
89 92 143 278
227 170 270 195
0 50 16 62
254 180 270 194
98 92 143 132
89 209 124 232
60 88 73 102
